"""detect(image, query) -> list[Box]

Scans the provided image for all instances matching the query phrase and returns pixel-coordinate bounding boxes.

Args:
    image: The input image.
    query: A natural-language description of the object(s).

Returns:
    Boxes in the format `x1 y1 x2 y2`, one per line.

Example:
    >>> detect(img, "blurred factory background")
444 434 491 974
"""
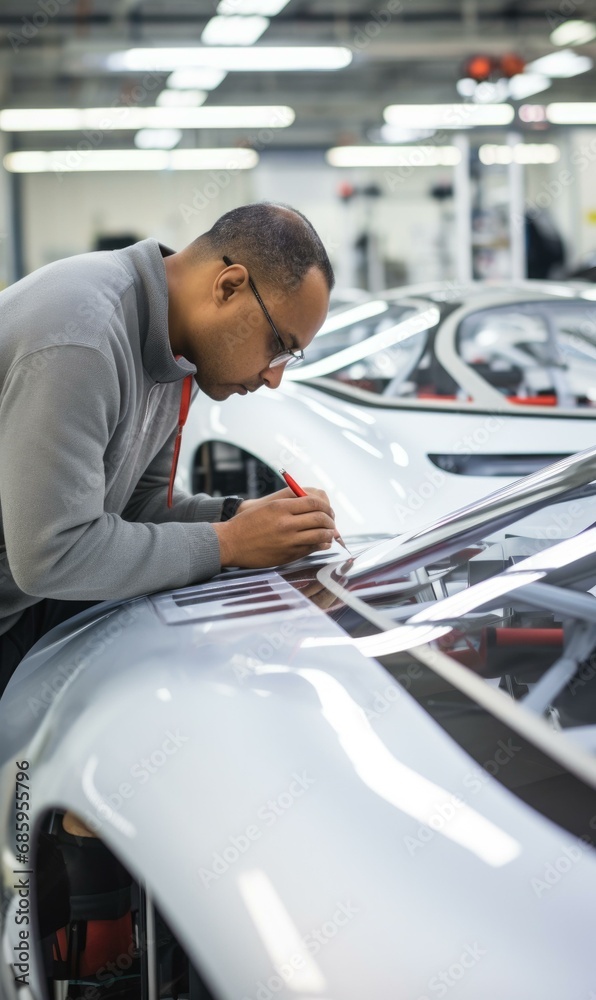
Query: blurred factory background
0 0 595 290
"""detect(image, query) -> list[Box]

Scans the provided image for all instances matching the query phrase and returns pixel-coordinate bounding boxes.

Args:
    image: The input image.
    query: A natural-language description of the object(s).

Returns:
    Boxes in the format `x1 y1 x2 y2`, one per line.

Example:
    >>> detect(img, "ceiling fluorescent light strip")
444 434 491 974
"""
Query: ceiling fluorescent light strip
106 46 353 72
156 90 208 107
134 128 183 150
479 143 560 165
201 15 270 46
547 102 596 123
507 73 551 101
3 148 259 173
217 0 290 14
526 49 593 78
383 104 514 129
167 68 227 90
326 146 461 168
550 19 596 45
0 106 295 131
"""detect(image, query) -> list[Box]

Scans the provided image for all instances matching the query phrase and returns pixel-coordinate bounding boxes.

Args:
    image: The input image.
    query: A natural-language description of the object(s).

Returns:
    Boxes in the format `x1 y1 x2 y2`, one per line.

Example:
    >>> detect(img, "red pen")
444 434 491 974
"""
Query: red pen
280 469 351 555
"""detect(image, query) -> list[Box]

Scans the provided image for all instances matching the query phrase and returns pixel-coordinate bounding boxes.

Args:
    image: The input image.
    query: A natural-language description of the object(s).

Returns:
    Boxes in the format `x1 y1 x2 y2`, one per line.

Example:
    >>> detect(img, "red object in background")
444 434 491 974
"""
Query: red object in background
509 394 558 407
463 52 525 83
338 181 355 201
443 626 563 671
465 55 494 81
490 628 563 647
55 914 134 978
500 52 526 78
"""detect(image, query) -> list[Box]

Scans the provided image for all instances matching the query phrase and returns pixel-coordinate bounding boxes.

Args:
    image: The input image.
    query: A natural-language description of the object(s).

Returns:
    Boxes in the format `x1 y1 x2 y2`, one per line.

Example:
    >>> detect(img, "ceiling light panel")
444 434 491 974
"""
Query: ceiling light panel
217 0 290 14
508 74 551 100
479 143 560 165
526 49 593 78
547 102 596 123
326 146 461 167
3 148 259 173
167 68 227 90
383 104 514 129
550 20 596 46
134 129 182 149
106 47 352 72
0 106 295 131
513 143 560 164
201 15 270 46
156 90 208 107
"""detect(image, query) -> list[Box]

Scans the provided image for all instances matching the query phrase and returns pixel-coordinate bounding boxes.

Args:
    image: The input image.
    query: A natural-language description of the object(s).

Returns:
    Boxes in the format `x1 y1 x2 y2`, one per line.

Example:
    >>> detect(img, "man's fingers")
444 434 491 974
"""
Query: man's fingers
291 528 334 548
304 487 329 503
289 513 335 535
215 493 337 569
278 495 334 517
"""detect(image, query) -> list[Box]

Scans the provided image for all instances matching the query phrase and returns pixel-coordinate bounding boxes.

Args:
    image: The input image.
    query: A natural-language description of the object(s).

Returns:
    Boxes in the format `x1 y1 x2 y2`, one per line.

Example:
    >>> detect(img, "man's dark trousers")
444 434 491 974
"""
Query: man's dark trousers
0 600 98 699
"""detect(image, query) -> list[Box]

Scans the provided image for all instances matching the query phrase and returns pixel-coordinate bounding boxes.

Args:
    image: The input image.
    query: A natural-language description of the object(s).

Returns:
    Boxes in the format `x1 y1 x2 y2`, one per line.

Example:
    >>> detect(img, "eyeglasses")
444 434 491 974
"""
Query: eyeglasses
223 256 305 369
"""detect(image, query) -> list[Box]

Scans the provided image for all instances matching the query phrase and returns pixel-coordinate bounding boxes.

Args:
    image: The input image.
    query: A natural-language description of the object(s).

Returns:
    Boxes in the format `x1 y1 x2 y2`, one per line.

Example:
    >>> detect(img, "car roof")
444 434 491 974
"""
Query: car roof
382 279 595 309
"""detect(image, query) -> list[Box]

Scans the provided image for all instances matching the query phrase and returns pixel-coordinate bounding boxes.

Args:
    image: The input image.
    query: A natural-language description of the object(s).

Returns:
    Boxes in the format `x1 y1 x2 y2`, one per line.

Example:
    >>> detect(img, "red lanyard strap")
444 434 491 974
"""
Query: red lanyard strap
167 368 194 509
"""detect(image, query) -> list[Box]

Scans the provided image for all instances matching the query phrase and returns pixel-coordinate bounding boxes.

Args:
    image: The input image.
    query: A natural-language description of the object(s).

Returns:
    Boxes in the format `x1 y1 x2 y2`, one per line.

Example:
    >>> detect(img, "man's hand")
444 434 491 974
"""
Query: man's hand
236 486 332 516
213 494 336 568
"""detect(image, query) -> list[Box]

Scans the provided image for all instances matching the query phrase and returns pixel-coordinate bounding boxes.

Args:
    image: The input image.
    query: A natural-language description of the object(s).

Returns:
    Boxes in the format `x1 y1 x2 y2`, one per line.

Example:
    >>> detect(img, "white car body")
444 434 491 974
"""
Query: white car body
179 282 596 536
2 448 596 998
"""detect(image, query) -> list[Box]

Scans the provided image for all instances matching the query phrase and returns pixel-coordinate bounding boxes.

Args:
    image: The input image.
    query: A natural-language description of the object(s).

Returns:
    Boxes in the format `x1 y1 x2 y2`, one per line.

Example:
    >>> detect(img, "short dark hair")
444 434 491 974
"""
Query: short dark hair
191 202 335 293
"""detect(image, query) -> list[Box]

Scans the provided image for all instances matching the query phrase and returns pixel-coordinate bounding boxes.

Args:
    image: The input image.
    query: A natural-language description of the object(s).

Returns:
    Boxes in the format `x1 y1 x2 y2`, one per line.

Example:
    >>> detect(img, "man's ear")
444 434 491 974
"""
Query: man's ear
215 262 248 304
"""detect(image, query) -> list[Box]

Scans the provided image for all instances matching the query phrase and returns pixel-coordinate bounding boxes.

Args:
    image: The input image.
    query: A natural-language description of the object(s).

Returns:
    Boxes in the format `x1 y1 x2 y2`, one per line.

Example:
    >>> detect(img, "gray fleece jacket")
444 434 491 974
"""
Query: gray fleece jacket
0 238 227 637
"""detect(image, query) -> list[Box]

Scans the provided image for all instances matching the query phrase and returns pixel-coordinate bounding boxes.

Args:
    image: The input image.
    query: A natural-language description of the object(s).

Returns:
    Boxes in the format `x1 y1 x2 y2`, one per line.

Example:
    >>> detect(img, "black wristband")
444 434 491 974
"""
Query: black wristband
220 496 243 521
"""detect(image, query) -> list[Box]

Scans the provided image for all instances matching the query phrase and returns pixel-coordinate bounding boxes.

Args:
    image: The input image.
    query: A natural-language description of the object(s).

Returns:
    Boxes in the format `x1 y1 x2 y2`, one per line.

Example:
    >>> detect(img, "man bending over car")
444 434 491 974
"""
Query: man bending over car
0 202 336 693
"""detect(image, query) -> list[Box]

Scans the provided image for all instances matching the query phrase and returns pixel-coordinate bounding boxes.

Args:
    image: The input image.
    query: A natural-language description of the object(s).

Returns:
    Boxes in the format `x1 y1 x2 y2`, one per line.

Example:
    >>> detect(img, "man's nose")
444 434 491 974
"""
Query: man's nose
261 364 285 389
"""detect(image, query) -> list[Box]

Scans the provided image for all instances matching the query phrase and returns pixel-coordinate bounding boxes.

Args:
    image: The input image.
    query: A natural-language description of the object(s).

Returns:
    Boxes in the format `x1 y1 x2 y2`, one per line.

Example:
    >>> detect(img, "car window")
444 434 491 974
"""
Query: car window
287 300 438 395
300 447 596 662
457 301 596 408
367 528 596 747
306 530 596 845
318 447 596 601
319 497 596 635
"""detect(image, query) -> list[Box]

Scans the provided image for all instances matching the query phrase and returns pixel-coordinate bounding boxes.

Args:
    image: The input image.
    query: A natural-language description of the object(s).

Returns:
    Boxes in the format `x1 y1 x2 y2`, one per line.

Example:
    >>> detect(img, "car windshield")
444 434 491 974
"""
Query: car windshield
276 448 596 627
291 292 596 409
286 299 437 393
326 528 596 745
339 529 596 841
317 447 596 596
457 300 596 408
289 449 596 839
282 445 593 637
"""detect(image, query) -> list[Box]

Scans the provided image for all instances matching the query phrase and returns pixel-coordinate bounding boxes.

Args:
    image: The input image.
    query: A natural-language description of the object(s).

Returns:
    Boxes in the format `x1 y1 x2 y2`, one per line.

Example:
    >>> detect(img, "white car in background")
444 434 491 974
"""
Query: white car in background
178 281 596 536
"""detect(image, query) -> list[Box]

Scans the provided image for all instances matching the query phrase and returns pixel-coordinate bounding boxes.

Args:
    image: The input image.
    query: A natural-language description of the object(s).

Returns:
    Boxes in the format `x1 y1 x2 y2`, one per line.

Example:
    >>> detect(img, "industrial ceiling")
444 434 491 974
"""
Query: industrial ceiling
0 1 594 151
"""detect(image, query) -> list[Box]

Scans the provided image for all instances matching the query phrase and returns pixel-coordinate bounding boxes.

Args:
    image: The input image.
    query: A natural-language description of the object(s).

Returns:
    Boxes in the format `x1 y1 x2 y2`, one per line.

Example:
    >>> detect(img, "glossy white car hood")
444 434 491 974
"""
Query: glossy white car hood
2 580 596 998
